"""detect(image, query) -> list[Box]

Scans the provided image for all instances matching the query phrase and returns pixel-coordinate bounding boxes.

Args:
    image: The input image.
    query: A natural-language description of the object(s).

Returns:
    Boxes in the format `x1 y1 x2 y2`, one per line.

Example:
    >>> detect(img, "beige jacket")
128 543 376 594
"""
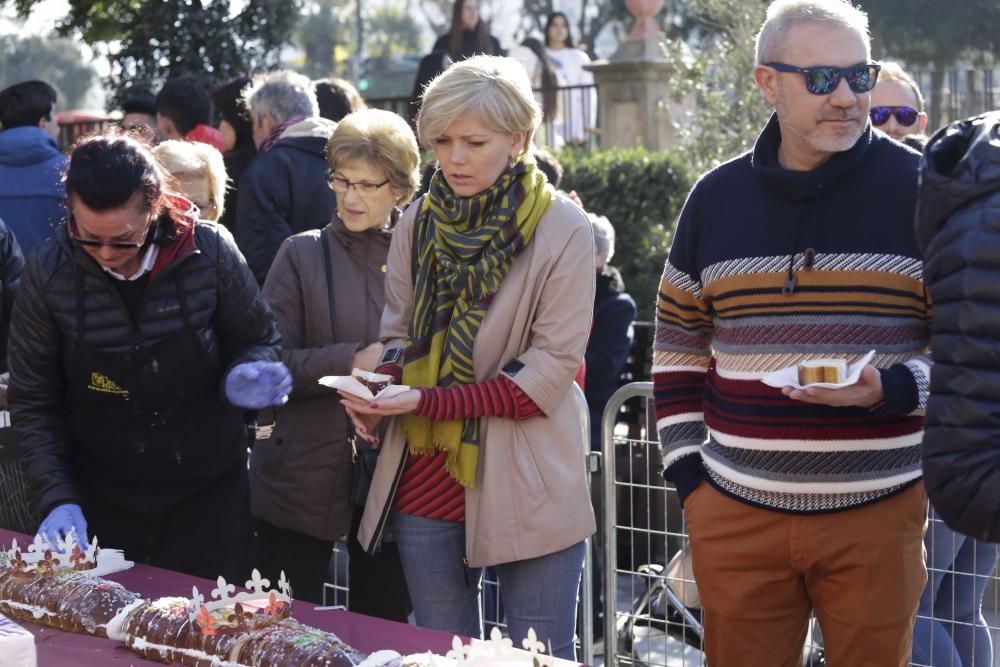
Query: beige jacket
358 193 597 567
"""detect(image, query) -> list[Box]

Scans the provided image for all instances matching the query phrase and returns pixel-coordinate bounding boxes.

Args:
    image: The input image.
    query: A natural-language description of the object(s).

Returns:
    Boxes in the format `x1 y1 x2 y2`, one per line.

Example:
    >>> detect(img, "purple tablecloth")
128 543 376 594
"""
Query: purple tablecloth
1 528 457 665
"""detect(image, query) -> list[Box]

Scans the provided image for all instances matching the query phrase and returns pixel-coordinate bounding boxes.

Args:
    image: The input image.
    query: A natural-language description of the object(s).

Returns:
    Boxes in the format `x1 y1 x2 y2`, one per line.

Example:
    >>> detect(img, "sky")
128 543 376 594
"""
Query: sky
1 0 69 37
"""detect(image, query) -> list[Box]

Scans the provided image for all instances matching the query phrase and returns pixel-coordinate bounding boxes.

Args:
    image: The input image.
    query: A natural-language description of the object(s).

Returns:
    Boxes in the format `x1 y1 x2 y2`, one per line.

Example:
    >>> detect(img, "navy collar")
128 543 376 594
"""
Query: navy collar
751 112 873 201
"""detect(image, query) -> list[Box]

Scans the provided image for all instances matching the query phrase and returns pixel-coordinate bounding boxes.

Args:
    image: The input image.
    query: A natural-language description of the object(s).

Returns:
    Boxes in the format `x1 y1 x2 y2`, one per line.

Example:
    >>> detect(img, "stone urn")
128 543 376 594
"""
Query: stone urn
626 0 664 40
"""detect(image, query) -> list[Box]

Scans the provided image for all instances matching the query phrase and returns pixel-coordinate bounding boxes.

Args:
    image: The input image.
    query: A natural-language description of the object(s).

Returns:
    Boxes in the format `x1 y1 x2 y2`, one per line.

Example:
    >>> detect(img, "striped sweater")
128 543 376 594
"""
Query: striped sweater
655 115 931 514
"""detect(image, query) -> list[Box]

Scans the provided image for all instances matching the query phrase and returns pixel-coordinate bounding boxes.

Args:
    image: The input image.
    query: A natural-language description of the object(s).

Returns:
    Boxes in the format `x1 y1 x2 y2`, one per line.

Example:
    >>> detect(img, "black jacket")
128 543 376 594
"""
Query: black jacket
0 217 24 374
584 266 635 451
916 110 1000 541
218 141 257 233
8 219 281 516
235 121 337 285
432 27 503 60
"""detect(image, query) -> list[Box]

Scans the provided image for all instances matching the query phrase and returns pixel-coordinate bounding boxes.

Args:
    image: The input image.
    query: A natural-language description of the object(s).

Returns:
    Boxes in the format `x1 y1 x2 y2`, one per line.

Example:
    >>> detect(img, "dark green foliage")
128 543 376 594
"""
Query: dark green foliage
104 0 300 106
861 0 999 66
296 3 345 79
559 147 695 320
659 1 771 175
1 0 301 106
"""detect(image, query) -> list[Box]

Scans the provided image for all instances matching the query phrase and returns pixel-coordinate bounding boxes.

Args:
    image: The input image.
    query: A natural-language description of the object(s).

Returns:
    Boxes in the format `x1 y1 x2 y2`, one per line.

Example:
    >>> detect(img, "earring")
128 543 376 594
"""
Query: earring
390 205 403 226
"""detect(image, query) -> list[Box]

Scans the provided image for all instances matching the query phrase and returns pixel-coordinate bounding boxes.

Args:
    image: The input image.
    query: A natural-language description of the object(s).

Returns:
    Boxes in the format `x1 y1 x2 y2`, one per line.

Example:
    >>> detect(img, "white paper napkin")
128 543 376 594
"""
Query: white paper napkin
318 375 411 401
761 350 876 390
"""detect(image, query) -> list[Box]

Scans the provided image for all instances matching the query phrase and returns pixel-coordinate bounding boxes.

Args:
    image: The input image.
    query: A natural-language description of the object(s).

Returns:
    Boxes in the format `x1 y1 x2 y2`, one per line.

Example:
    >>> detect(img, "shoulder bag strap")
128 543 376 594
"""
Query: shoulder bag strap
321 229 362 460
320 229 339 342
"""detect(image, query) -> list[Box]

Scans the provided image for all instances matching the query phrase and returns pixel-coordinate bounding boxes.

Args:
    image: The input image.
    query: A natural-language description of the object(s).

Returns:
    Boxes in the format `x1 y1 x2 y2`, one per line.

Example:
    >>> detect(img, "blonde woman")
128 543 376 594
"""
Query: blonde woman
344 55 594 660
251 109 419 618
152 140 227 221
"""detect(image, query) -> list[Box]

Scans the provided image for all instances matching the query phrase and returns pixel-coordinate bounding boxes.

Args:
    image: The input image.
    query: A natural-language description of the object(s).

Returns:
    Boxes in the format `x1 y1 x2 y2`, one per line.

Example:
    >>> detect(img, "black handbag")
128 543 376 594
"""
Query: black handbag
321 231 379 508
349 437 379 507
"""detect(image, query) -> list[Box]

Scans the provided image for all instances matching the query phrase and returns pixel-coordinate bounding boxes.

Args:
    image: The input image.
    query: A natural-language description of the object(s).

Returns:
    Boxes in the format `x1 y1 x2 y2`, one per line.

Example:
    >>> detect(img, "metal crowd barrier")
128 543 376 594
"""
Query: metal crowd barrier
600 382 706 666
599 382 838 666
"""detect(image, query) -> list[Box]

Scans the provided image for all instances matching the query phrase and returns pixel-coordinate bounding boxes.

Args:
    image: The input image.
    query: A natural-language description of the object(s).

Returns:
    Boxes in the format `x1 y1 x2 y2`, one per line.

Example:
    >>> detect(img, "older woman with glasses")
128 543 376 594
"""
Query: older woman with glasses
251 109 418 617
343 55 595 660
7 131 290 580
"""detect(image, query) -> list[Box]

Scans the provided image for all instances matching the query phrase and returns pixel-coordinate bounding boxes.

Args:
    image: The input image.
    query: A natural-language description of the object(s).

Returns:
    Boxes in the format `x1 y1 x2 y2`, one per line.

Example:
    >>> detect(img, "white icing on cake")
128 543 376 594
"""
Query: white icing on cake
104 598 147 642
357 649 403 666
129 635 244 666
1 600 57 621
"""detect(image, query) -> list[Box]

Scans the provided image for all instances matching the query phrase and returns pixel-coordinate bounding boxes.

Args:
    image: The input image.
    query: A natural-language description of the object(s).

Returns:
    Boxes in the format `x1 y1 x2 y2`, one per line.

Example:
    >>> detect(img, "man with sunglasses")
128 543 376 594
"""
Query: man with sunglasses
654 1 930 665
870 61 928 142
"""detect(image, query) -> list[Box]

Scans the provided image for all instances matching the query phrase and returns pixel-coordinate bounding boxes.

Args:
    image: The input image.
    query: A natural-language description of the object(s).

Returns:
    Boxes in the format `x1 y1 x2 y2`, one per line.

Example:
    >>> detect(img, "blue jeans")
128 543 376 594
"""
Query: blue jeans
391 511 585 660
912 511 1000 667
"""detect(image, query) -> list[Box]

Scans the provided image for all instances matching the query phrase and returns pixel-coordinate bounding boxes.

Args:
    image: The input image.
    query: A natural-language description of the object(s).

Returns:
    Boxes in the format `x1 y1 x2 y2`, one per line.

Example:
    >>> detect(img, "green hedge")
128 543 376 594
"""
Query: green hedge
559 147 695 321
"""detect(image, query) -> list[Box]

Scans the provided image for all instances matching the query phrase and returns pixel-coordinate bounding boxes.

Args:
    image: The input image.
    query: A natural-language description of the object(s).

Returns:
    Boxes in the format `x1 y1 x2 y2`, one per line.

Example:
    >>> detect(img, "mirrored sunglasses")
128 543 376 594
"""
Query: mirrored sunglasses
870 106 919 127
766 62 881 95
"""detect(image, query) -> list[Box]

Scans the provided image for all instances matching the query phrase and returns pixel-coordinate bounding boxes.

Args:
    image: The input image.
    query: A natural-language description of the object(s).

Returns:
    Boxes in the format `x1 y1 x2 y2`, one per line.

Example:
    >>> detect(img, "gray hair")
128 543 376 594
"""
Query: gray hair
589 213 615 264
243 70 319 125
755 0 870 65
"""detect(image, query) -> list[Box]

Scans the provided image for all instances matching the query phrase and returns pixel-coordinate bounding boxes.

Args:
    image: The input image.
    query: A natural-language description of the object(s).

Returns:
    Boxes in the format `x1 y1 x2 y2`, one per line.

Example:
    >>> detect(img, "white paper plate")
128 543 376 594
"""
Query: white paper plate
761 350 876 390
318 375 411 401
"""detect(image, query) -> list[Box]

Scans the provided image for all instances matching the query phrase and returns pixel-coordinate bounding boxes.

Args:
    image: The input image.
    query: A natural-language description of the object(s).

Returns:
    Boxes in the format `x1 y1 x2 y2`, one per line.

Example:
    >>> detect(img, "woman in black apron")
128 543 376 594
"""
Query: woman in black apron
8 131 290 581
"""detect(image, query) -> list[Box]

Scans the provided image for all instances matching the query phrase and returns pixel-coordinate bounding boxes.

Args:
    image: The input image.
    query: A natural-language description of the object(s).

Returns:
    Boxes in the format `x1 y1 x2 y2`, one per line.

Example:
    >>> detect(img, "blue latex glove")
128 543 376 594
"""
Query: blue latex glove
225 361 293 409
38 503 88 551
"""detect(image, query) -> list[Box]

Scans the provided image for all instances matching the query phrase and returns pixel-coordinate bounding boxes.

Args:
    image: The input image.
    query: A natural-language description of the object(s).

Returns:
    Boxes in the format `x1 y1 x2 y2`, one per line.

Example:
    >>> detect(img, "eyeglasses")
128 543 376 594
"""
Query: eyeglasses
69 215 154 250
870 105 919 127
766 62 881 95
327 173 390 197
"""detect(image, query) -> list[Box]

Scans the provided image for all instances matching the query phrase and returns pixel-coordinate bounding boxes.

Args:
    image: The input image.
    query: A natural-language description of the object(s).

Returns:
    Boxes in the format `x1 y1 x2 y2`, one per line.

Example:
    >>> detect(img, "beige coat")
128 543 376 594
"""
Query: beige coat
358 193 597 567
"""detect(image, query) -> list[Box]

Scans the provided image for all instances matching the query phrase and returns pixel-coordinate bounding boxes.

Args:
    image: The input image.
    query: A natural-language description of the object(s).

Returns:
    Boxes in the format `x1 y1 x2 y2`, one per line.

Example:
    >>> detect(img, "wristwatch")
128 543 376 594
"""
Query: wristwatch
380 347 403 365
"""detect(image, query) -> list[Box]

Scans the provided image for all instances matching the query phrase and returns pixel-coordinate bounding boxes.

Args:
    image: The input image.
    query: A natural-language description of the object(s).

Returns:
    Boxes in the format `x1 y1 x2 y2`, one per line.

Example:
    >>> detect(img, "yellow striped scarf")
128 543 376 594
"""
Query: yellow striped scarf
400 158 553 487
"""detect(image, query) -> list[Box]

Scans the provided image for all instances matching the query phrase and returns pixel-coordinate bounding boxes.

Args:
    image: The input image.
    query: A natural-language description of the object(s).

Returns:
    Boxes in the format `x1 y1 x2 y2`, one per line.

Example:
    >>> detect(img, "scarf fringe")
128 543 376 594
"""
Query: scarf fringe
401 416 477 488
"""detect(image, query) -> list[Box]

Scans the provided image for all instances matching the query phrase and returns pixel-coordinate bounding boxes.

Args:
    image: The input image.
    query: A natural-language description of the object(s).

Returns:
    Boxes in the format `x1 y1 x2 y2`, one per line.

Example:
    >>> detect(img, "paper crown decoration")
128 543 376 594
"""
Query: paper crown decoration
443 627 556 667
2 530 99 579
186 569 293 636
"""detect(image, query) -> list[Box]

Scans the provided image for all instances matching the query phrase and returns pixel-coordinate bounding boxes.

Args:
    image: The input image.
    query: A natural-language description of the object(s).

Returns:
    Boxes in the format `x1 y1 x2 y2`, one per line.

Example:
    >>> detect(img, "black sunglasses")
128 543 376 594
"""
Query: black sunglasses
766 62 881 95
870 105 919 127
69 215 154 250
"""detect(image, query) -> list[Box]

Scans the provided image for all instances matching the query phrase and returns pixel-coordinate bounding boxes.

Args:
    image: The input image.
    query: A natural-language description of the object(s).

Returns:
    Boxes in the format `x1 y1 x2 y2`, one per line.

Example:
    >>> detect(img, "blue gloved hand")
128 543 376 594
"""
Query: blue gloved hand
38 503 88 551
225 361 293 409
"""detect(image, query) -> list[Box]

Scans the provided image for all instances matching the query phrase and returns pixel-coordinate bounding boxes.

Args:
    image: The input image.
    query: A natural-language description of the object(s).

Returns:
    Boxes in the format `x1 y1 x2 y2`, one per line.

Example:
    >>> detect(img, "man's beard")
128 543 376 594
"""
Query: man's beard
778 106 866 156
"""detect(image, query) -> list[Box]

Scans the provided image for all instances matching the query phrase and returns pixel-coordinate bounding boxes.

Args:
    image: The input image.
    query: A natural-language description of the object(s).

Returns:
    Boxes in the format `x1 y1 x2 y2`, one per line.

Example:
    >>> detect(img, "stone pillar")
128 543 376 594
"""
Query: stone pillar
587 0 680 151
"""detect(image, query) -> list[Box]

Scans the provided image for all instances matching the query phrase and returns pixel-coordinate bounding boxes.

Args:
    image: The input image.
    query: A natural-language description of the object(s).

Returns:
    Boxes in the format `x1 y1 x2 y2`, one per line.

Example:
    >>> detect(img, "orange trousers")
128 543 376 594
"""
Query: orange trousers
685 482 927 667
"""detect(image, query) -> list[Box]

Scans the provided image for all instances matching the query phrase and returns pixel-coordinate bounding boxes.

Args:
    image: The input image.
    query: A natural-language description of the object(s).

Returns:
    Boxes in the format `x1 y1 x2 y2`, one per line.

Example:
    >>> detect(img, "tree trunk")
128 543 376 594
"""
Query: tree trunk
929 68 945 134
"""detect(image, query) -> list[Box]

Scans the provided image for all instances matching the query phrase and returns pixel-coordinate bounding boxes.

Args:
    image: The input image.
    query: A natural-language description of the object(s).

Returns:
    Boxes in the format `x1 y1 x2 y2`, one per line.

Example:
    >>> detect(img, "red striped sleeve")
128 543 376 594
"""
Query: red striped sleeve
413 376 542 421
374 362 403 385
